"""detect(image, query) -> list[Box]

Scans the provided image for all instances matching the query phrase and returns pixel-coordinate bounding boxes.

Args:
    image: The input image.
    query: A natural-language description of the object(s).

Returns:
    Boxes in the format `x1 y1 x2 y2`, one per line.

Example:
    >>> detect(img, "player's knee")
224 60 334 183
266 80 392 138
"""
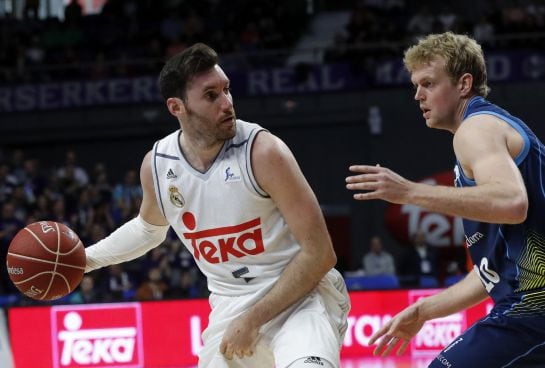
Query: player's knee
286 356 336 368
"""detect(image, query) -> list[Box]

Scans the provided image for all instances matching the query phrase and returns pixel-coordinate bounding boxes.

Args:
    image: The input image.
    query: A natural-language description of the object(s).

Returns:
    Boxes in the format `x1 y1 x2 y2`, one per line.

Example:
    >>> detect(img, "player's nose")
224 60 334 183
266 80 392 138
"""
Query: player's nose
414 86 424 101
220 92 233 111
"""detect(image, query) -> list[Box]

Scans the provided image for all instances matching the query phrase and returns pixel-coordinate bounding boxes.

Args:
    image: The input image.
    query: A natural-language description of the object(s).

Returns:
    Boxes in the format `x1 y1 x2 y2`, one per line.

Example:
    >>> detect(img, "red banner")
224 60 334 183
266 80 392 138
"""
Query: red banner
8 291 492 367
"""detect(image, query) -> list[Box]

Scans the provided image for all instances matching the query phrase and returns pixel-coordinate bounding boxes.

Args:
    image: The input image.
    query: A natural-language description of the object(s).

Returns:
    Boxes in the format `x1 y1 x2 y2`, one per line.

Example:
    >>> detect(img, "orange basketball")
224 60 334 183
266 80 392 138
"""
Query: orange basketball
6 221 86 301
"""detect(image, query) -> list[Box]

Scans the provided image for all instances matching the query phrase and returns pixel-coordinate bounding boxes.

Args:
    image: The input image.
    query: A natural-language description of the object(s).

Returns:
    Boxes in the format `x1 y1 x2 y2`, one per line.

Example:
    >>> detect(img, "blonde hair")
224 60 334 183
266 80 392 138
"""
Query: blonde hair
403 32 490 97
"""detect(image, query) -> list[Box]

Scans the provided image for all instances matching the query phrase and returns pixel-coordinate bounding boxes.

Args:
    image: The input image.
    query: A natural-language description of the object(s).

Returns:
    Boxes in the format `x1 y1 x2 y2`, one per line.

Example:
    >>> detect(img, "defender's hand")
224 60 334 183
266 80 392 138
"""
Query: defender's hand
346 165 413 204
368 304 425 356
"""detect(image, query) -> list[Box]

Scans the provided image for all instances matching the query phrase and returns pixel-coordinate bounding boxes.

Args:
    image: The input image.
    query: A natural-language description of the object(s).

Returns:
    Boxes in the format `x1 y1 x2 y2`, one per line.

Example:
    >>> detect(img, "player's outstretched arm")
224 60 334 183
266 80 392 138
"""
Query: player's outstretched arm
346 116 528 224
84 151 169 272
219 131 337 360
368 271 488 356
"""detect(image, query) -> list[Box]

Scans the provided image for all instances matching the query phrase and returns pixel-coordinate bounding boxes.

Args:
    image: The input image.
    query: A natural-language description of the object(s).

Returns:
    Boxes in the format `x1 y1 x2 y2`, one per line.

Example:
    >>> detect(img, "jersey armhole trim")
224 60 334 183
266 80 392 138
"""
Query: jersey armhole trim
466 111 530 165
246 128 269 198
151 141 167 217
455 160 476 186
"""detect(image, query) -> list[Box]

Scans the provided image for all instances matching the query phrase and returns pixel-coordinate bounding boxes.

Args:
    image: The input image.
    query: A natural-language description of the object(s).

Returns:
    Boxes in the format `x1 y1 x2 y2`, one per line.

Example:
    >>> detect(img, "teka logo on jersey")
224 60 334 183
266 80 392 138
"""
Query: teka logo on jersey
51 303 144 368
181 211 265 264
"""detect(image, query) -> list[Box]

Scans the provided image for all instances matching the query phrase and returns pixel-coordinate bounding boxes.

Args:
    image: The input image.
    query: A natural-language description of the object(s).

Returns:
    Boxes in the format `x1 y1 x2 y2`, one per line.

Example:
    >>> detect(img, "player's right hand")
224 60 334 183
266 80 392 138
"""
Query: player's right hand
220 313 260 360
346 165 413 204
367 304 426 356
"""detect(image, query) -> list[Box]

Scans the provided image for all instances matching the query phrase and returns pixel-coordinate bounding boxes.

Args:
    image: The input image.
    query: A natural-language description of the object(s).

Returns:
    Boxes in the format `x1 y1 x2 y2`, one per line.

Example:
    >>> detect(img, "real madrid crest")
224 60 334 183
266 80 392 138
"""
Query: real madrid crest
169 185 185 208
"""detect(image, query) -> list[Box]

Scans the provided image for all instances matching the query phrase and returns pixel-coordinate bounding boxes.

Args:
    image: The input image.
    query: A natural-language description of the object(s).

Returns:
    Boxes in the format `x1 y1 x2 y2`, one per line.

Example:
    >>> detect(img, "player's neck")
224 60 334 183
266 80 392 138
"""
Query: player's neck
179 133 225 173
451 96 473 133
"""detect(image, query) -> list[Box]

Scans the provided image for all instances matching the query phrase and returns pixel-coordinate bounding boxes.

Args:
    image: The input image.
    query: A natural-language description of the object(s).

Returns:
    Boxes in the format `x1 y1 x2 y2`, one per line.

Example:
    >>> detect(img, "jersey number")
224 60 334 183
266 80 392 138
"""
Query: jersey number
474 257 500 292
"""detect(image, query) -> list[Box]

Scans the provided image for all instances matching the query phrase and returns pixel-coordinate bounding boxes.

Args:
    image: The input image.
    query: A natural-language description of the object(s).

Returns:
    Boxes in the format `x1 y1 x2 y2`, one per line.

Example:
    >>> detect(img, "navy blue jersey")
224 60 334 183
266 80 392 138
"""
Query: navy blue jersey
454 96 545 311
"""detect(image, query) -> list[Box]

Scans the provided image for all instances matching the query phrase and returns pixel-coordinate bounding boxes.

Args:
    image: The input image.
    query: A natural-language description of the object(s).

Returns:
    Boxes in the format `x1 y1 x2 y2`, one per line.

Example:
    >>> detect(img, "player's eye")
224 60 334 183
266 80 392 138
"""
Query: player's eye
205 92 217 100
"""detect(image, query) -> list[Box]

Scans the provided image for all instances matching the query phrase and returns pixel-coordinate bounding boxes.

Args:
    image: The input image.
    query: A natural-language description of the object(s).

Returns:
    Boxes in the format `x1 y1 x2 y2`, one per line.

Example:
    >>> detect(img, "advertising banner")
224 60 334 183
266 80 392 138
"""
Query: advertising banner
8 290 492 367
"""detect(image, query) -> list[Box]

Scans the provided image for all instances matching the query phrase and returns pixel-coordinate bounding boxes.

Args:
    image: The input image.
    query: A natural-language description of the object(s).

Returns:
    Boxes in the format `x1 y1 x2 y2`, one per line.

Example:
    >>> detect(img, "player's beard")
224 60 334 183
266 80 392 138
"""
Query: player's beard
184 104 237 142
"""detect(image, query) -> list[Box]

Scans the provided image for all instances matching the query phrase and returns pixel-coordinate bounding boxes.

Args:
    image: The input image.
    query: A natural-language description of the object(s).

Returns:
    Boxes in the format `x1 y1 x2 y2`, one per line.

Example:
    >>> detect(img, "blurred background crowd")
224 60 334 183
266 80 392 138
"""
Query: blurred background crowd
2 0 545 84
1 0 545 306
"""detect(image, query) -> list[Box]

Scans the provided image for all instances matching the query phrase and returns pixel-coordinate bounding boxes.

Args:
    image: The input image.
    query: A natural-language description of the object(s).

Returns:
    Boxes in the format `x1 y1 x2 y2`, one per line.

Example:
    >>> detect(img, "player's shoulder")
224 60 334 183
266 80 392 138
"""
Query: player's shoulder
140 150 154 181
252 129 287 159
456 113 509 141
235 119 267 139
156 129 181 148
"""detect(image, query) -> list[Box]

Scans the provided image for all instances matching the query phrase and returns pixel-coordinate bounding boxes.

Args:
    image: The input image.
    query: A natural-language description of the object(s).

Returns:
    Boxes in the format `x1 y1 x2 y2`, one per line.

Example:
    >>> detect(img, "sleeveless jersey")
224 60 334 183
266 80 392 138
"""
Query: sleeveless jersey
151 120 300 296
454 96 545 312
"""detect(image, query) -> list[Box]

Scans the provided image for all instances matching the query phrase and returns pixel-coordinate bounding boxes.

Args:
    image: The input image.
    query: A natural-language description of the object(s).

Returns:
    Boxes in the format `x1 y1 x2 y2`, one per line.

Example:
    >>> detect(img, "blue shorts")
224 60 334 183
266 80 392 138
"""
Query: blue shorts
429 309 545 367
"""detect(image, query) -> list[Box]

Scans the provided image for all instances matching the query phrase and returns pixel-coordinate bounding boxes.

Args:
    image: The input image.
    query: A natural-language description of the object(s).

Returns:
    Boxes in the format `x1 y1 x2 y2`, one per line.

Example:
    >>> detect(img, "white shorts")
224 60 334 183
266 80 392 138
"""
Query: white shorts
198 268 350 368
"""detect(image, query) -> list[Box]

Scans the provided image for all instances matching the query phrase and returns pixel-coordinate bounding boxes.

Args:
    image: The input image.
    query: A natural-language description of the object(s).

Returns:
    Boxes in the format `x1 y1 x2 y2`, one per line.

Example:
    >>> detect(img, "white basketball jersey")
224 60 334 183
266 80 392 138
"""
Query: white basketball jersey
151 120 300 295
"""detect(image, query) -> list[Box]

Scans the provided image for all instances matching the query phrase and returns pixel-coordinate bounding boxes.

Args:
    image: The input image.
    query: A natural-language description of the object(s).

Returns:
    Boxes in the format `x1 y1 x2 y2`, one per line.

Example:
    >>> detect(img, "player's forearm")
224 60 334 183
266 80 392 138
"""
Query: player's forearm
408 182 527 224
244 243 336 328
416 271 488 321
85 215 169 272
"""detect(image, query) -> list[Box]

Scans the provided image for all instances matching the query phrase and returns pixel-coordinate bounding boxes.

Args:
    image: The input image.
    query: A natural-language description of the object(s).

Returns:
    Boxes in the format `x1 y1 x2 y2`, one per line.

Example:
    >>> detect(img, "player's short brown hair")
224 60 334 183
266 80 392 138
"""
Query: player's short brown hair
158 43 219 101
404 32 490 97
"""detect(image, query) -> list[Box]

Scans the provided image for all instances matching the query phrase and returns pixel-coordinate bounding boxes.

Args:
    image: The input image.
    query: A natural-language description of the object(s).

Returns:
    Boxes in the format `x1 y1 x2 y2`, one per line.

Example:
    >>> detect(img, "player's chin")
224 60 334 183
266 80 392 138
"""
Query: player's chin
219 126 236 140
425 118 437 129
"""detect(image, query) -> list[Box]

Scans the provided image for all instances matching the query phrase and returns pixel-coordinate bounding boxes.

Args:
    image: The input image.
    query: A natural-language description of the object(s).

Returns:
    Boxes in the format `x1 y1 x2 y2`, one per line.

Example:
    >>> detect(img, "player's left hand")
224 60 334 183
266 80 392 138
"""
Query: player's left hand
346 164 413 204
220 314 260 360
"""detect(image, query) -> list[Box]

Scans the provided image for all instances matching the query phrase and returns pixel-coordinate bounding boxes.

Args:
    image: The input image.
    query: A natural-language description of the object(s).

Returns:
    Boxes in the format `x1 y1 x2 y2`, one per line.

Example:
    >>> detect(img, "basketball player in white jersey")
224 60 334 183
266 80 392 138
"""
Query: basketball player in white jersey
84 43 350 367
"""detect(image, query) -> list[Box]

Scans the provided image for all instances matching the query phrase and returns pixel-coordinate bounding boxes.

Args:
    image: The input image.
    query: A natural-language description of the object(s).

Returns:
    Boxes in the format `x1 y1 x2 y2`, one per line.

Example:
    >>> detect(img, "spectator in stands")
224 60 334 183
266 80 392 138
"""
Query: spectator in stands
19 158 48 201
30 194 53 221
166 270 197 299
398 230 439 287
362 235 396 276
56 150 89 187
406 6 435 39
50 197 69 225
10 186 29 222
91 162 113 204
436 5 459 32
135 267 168 301
112 169 142 220
164 238 203 296
140 246 171 283
0 163 17 203
412 230 438 277
0 202 25 247
73 188 94 235
473 16 496 46
103 264 133 301
68 275 101 304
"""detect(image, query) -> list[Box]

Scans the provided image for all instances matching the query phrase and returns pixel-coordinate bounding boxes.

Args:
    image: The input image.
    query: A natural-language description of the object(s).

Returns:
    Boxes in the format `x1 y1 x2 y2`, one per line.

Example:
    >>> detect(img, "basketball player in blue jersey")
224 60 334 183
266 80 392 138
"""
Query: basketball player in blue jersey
346 32 545 367
84 43 349 367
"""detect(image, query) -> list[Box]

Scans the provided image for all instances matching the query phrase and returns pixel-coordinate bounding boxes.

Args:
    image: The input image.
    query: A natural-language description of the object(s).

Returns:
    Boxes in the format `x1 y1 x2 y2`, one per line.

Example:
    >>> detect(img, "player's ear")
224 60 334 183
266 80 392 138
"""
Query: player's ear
166 97 185 117
459 73 473 97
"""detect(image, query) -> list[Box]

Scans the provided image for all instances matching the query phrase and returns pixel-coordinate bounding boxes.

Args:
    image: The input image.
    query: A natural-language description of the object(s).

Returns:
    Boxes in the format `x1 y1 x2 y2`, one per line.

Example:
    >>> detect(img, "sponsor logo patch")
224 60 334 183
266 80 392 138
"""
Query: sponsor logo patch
182 212 264 264
169 185 185 208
